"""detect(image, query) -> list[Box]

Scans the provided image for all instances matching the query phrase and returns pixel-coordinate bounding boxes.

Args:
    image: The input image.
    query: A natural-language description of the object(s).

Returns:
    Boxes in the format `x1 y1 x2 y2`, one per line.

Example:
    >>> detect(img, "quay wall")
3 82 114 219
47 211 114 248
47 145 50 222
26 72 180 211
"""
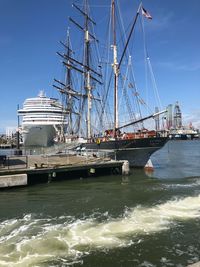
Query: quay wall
0 174 27 188
0 155 123 188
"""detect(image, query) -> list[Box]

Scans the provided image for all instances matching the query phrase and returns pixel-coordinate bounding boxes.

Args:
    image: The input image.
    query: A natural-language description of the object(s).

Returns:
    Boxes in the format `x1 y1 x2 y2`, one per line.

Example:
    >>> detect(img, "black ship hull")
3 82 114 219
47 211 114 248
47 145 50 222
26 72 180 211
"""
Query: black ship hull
81 137 168 168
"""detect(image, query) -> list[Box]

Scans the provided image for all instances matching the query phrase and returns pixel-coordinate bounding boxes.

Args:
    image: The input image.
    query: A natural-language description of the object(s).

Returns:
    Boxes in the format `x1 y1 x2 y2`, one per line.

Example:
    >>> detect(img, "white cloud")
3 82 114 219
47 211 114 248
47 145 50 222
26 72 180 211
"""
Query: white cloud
148 11 174 31
175 63 200 72
156 61 200 72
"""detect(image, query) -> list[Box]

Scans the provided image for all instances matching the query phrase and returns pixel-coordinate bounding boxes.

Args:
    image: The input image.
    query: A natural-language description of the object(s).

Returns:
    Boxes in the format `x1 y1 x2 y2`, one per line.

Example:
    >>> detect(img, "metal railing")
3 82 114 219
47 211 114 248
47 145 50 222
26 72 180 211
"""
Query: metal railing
0 155 28 170
0 147 115 171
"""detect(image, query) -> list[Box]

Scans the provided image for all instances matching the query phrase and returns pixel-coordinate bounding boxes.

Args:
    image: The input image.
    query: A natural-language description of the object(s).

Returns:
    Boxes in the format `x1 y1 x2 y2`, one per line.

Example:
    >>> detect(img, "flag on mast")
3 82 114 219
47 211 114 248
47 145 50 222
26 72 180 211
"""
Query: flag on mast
141 7 152 20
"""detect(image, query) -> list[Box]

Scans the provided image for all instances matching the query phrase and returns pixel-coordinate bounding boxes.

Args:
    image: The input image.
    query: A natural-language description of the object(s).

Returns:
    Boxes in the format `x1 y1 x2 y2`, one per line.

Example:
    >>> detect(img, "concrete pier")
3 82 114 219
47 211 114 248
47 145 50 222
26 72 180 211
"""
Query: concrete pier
0 154 123 188
0 174 27 188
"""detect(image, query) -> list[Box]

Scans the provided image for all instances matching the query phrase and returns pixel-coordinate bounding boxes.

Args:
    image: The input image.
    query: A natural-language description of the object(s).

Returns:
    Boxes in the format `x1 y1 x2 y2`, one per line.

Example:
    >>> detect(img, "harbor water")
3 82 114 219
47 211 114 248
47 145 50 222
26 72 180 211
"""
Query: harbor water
1 140 200 266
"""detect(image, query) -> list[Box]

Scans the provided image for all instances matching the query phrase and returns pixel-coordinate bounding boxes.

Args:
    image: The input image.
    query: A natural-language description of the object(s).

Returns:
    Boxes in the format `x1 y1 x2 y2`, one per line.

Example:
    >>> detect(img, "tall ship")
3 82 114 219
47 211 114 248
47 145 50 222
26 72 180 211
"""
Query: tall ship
18 91 67 147
55 0 168 167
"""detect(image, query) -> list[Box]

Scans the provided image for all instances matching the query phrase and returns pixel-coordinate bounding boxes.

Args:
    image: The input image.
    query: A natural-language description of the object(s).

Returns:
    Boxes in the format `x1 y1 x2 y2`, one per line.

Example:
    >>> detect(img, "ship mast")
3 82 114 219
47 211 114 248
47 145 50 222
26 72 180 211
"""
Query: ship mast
67 1 102 139
111 0 119 136
111 1 143 134
54 1 102 139
65 29 73 134
53 29 76 138
84 0 92 139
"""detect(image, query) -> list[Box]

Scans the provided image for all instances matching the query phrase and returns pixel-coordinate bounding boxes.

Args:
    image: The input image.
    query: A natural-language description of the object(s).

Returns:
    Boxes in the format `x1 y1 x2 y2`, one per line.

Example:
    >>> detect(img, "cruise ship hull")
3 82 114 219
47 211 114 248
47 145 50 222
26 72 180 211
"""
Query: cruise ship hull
22 125 56 147
18 91 66 148
82 137 168 168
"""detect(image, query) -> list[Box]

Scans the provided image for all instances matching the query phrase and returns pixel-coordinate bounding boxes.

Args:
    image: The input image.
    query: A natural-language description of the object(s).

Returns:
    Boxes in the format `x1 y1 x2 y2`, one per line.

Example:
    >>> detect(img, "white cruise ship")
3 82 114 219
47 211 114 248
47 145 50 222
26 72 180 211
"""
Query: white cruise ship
18 91 67 147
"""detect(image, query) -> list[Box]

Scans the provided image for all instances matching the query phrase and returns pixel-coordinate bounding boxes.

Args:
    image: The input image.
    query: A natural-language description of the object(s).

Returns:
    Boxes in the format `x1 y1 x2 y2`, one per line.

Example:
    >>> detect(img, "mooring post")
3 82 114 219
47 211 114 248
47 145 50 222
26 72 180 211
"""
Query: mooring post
122 160 130 175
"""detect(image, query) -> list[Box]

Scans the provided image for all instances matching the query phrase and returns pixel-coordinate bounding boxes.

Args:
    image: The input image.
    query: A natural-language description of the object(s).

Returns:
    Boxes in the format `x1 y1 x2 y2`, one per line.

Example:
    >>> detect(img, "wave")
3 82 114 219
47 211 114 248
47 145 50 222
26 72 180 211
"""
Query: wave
0 195 200 266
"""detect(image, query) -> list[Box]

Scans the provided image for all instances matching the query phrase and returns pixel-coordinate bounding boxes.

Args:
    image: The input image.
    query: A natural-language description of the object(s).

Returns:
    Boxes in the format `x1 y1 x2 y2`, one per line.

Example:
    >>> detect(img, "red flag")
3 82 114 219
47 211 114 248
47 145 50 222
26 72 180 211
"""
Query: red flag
141 7 152 20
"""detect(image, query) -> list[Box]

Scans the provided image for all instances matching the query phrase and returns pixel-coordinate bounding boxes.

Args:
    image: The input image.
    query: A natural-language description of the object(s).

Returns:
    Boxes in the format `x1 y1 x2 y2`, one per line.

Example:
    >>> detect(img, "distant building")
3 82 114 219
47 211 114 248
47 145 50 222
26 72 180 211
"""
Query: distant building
165 102 182 130
154 107 160 131
6 127 16 139
173 101 182 129
166 104 173 129
165 102 199 139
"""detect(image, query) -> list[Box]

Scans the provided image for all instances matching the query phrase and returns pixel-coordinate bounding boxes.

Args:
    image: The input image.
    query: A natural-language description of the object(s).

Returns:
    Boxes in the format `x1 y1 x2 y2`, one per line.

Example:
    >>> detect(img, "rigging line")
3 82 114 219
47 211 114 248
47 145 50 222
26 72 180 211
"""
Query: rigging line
111 0 134 74
140 11 150 112
120 78 135 124
118 1 149 128
105 7 114 125
100 70 113 127
99 5 113 127
117 0 132 62
118 63 128 109
115 2 127 51
125 58 139 121
57 45 67 136
65 29 73 132
140 12 162 111
86 2 101 67
118 3 141 70
147 57 162 110
92 92 103 133
76 77 84 136
118 1 144 127
129 58 144 126
89 13 101 64
118 61 136 123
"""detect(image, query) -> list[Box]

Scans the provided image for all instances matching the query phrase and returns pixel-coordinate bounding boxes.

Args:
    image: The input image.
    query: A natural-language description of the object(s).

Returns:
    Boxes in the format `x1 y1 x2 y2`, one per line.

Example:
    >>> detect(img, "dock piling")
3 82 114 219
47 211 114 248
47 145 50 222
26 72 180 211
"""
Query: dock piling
122 160 130 175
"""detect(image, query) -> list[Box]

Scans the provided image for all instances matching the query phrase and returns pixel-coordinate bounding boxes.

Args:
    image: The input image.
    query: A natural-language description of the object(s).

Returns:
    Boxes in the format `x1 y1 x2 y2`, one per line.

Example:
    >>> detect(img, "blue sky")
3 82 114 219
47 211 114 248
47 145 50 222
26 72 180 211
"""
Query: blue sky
0 0 200 133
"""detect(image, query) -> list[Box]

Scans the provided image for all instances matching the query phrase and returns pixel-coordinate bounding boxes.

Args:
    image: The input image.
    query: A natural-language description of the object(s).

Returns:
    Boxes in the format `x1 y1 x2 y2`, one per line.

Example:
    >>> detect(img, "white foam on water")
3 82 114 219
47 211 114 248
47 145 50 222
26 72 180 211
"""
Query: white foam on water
164 178 200 189
0 194 200 266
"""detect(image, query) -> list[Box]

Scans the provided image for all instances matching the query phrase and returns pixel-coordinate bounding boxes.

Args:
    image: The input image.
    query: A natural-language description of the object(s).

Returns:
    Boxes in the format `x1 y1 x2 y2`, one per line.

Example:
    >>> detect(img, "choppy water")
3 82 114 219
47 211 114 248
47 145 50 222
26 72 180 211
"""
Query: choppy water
1 140 200 267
